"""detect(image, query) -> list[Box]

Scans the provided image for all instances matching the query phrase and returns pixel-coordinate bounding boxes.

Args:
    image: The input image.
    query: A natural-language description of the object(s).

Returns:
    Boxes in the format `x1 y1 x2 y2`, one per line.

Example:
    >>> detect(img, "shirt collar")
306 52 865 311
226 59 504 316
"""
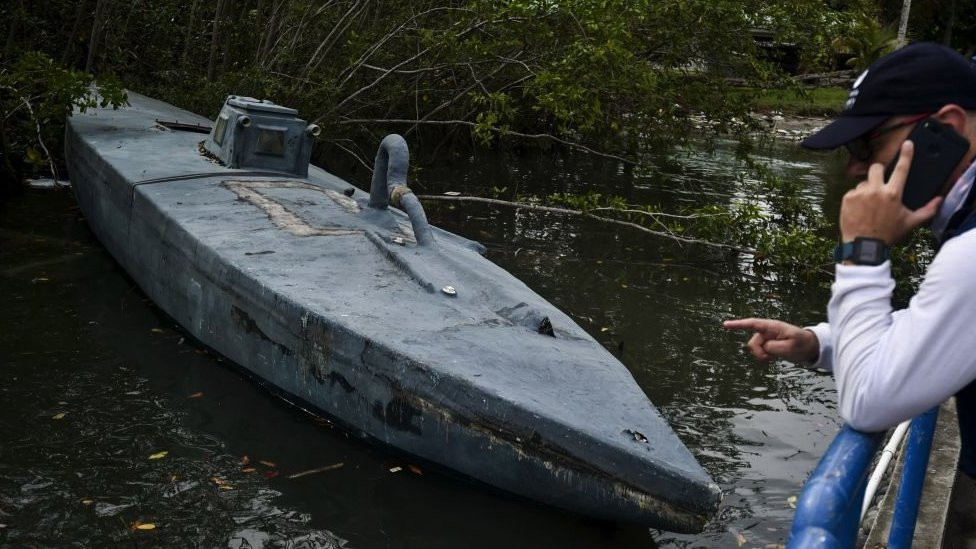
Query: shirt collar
931 158 976 240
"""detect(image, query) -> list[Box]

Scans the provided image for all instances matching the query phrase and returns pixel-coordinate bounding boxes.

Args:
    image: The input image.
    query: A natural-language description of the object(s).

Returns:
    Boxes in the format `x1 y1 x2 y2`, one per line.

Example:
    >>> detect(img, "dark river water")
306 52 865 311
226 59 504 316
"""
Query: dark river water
1 138 849 548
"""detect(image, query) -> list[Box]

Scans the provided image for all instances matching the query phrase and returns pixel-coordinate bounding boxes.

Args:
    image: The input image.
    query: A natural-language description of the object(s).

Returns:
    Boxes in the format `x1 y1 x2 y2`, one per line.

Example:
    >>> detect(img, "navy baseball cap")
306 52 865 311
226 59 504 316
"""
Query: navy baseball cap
802 42 976 150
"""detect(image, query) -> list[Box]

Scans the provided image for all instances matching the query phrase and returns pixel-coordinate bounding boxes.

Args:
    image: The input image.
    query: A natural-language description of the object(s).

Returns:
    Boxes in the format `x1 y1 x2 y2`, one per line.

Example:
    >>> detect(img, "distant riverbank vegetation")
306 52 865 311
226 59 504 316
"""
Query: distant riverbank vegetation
2 0 973 278
736 87 848 116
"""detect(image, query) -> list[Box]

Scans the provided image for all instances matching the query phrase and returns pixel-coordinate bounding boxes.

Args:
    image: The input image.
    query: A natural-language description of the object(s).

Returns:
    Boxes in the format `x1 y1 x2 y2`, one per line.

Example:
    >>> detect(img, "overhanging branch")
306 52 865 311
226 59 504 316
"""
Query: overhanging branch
338 117 636 164
415 195 755 254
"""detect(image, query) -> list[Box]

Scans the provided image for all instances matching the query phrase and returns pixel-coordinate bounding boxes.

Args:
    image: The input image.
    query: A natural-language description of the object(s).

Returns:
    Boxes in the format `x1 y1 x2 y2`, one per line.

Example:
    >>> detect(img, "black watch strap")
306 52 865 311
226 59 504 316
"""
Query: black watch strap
834 237 890 266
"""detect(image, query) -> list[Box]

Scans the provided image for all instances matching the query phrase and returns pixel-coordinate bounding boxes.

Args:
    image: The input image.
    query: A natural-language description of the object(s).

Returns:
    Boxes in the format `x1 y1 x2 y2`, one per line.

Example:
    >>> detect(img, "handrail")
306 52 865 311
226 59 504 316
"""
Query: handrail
788 428 884 548
861 420 911 519
787 407 940 549
887 407 939 549
368 134 435 247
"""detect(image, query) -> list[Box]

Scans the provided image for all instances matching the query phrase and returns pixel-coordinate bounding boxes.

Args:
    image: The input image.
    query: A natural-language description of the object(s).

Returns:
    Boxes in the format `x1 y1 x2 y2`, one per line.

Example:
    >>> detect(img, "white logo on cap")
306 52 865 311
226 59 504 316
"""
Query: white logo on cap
845 69 868 111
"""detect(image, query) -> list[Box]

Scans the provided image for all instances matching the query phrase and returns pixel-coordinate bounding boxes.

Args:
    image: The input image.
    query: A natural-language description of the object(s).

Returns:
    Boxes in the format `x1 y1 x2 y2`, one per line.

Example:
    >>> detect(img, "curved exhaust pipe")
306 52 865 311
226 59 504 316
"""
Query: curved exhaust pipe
369 134 434 247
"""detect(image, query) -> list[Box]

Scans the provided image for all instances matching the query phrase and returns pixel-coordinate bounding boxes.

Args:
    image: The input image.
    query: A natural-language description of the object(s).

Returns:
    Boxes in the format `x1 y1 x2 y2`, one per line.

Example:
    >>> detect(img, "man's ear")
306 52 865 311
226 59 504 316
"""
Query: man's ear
933 104 969 135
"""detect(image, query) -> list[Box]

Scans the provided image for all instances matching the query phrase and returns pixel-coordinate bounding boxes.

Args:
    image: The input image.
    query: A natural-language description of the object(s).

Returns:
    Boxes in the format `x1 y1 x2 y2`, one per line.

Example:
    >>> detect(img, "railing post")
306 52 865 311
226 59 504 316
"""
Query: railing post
887 406 939 549
787 428 884 548
789 405 943 549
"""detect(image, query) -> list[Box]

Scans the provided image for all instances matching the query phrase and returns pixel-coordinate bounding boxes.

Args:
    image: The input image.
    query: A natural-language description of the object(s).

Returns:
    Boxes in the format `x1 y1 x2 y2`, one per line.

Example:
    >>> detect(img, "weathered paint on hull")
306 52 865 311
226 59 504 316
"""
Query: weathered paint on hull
64 92 721 532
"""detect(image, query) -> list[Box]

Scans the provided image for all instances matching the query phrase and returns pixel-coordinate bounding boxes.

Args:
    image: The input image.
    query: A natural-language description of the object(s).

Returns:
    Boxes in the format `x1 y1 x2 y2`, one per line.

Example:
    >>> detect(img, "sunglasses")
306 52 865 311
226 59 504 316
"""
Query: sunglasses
844 113 932 161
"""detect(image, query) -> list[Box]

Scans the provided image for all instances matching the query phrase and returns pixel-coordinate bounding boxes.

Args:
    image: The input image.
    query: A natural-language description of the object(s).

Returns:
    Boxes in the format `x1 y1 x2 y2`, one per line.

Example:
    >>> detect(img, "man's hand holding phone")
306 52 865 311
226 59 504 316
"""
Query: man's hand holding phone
840 141 943 245
890 118 971 210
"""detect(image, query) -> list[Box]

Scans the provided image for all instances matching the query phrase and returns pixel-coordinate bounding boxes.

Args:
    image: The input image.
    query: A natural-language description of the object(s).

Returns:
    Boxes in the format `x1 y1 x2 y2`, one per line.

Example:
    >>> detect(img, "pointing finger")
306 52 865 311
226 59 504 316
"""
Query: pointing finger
723 318 762 331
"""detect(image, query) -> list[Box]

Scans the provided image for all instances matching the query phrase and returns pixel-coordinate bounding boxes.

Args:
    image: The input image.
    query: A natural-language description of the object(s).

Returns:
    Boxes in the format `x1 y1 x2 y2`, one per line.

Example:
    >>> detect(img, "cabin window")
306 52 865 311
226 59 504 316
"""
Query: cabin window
213 115 228 145
256 127 286 156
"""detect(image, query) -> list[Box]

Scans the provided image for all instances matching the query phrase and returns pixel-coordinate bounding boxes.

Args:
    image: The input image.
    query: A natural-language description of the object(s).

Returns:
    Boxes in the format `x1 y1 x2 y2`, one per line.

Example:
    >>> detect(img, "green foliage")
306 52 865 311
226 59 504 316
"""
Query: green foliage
832 12 898 71
875 0 976 54
539 185 836 279
536 160 930 283
547 192 627 212
890 228 937 301
0 51 126 189
0 0 871 167
735 87 848 116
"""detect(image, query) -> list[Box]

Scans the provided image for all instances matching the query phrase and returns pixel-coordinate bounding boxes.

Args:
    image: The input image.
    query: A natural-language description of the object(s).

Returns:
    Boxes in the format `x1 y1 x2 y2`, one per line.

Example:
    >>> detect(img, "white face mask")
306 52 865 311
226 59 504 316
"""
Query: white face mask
931 159 976 240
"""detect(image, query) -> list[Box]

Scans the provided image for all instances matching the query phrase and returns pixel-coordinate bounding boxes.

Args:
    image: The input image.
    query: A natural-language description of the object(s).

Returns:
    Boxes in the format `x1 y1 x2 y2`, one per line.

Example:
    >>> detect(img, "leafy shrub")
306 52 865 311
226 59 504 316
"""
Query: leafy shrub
0 51 126 192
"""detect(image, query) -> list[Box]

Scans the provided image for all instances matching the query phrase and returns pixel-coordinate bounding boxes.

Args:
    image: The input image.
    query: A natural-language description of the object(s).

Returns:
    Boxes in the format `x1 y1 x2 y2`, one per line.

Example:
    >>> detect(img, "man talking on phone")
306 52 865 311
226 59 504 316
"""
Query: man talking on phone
724 42 976 480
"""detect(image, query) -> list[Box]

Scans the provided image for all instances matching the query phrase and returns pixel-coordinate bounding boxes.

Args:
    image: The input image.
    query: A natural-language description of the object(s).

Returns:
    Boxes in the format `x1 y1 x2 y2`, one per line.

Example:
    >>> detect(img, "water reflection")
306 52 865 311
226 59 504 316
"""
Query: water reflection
414 140 848 548
1 138 848 548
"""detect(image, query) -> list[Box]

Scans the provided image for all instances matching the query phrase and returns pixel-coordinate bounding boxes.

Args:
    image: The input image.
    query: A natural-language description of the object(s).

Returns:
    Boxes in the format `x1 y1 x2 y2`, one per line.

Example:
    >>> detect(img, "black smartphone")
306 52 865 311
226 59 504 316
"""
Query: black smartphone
885 118 971 210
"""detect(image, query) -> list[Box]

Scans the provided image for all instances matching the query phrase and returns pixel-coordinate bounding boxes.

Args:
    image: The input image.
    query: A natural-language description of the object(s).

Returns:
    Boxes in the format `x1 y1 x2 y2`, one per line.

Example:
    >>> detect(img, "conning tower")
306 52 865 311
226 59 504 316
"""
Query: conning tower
204 95 320 176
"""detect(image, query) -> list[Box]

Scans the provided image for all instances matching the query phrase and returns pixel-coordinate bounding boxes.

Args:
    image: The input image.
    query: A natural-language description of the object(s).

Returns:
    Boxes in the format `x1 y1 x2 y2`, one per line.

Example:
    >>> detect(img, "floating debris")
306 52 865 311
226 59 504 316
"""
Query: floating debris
95 502 133 517
287 463 343 479
27 178 70 189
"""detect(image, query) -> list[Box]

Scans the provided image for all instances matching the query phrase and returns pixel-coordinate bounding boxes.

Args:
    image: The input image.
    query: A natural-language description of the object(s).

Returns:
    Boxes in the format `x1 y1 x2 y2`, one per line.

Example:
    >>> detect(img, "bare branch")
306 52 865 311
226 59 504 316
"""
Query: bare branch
331 141 373 174
265 70 316 85
360 63 450 75
18 97 59 183
299 0 366 84
335 6 478 88
494 53 538 76
327 47 434 116
415 195 754 253
589 207 726 220
256 0 289 66
405 60 522 135
332 11 524 112
360 55 530 76
337 118 636 164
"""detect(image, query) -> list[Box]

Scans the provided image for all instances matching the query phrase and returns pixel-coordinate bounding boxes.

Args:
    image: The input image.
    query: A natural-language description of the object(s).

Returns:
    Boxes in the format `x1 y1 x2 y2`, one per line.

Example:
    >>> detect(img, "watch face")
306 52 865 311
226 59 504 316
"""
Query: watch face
857 239 881 262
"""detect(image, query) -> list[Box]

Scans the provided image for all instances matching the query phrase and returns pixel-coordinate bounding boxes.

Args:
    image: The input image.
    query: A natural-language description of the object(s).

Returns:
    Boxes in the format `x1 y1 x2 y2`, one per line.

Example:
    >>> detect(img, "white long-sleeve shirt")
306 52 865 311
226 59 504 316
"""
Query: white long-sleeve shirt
808 228 976 432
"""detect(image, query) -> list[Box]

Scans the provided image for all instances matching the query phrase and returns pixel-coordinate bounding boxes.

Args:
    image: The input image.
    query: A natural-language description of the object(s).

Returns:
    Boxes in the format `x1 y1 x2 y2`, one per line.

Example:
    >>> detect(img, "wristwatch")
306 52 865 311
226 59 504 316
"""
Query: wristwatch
834 237 890 266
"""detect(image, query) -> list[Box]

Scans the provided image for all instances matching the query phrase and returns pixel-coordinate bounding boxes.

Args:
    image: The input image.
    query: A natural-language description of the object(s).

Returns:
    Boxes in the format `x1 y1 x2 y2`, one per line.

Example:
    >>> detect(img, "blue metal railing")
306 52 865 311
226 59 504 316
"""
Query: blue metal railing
887 408 939 549
788 407 939 548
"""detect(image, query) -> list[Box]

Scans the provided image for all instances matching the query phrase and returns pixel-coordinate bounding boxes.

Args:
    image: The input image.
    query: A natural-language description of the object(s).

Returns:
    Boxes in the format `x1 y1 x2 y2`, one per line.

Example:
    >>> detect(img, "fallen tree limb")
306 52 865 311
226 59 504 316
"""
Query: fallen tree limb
415 195 755 254
338 118 635 165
